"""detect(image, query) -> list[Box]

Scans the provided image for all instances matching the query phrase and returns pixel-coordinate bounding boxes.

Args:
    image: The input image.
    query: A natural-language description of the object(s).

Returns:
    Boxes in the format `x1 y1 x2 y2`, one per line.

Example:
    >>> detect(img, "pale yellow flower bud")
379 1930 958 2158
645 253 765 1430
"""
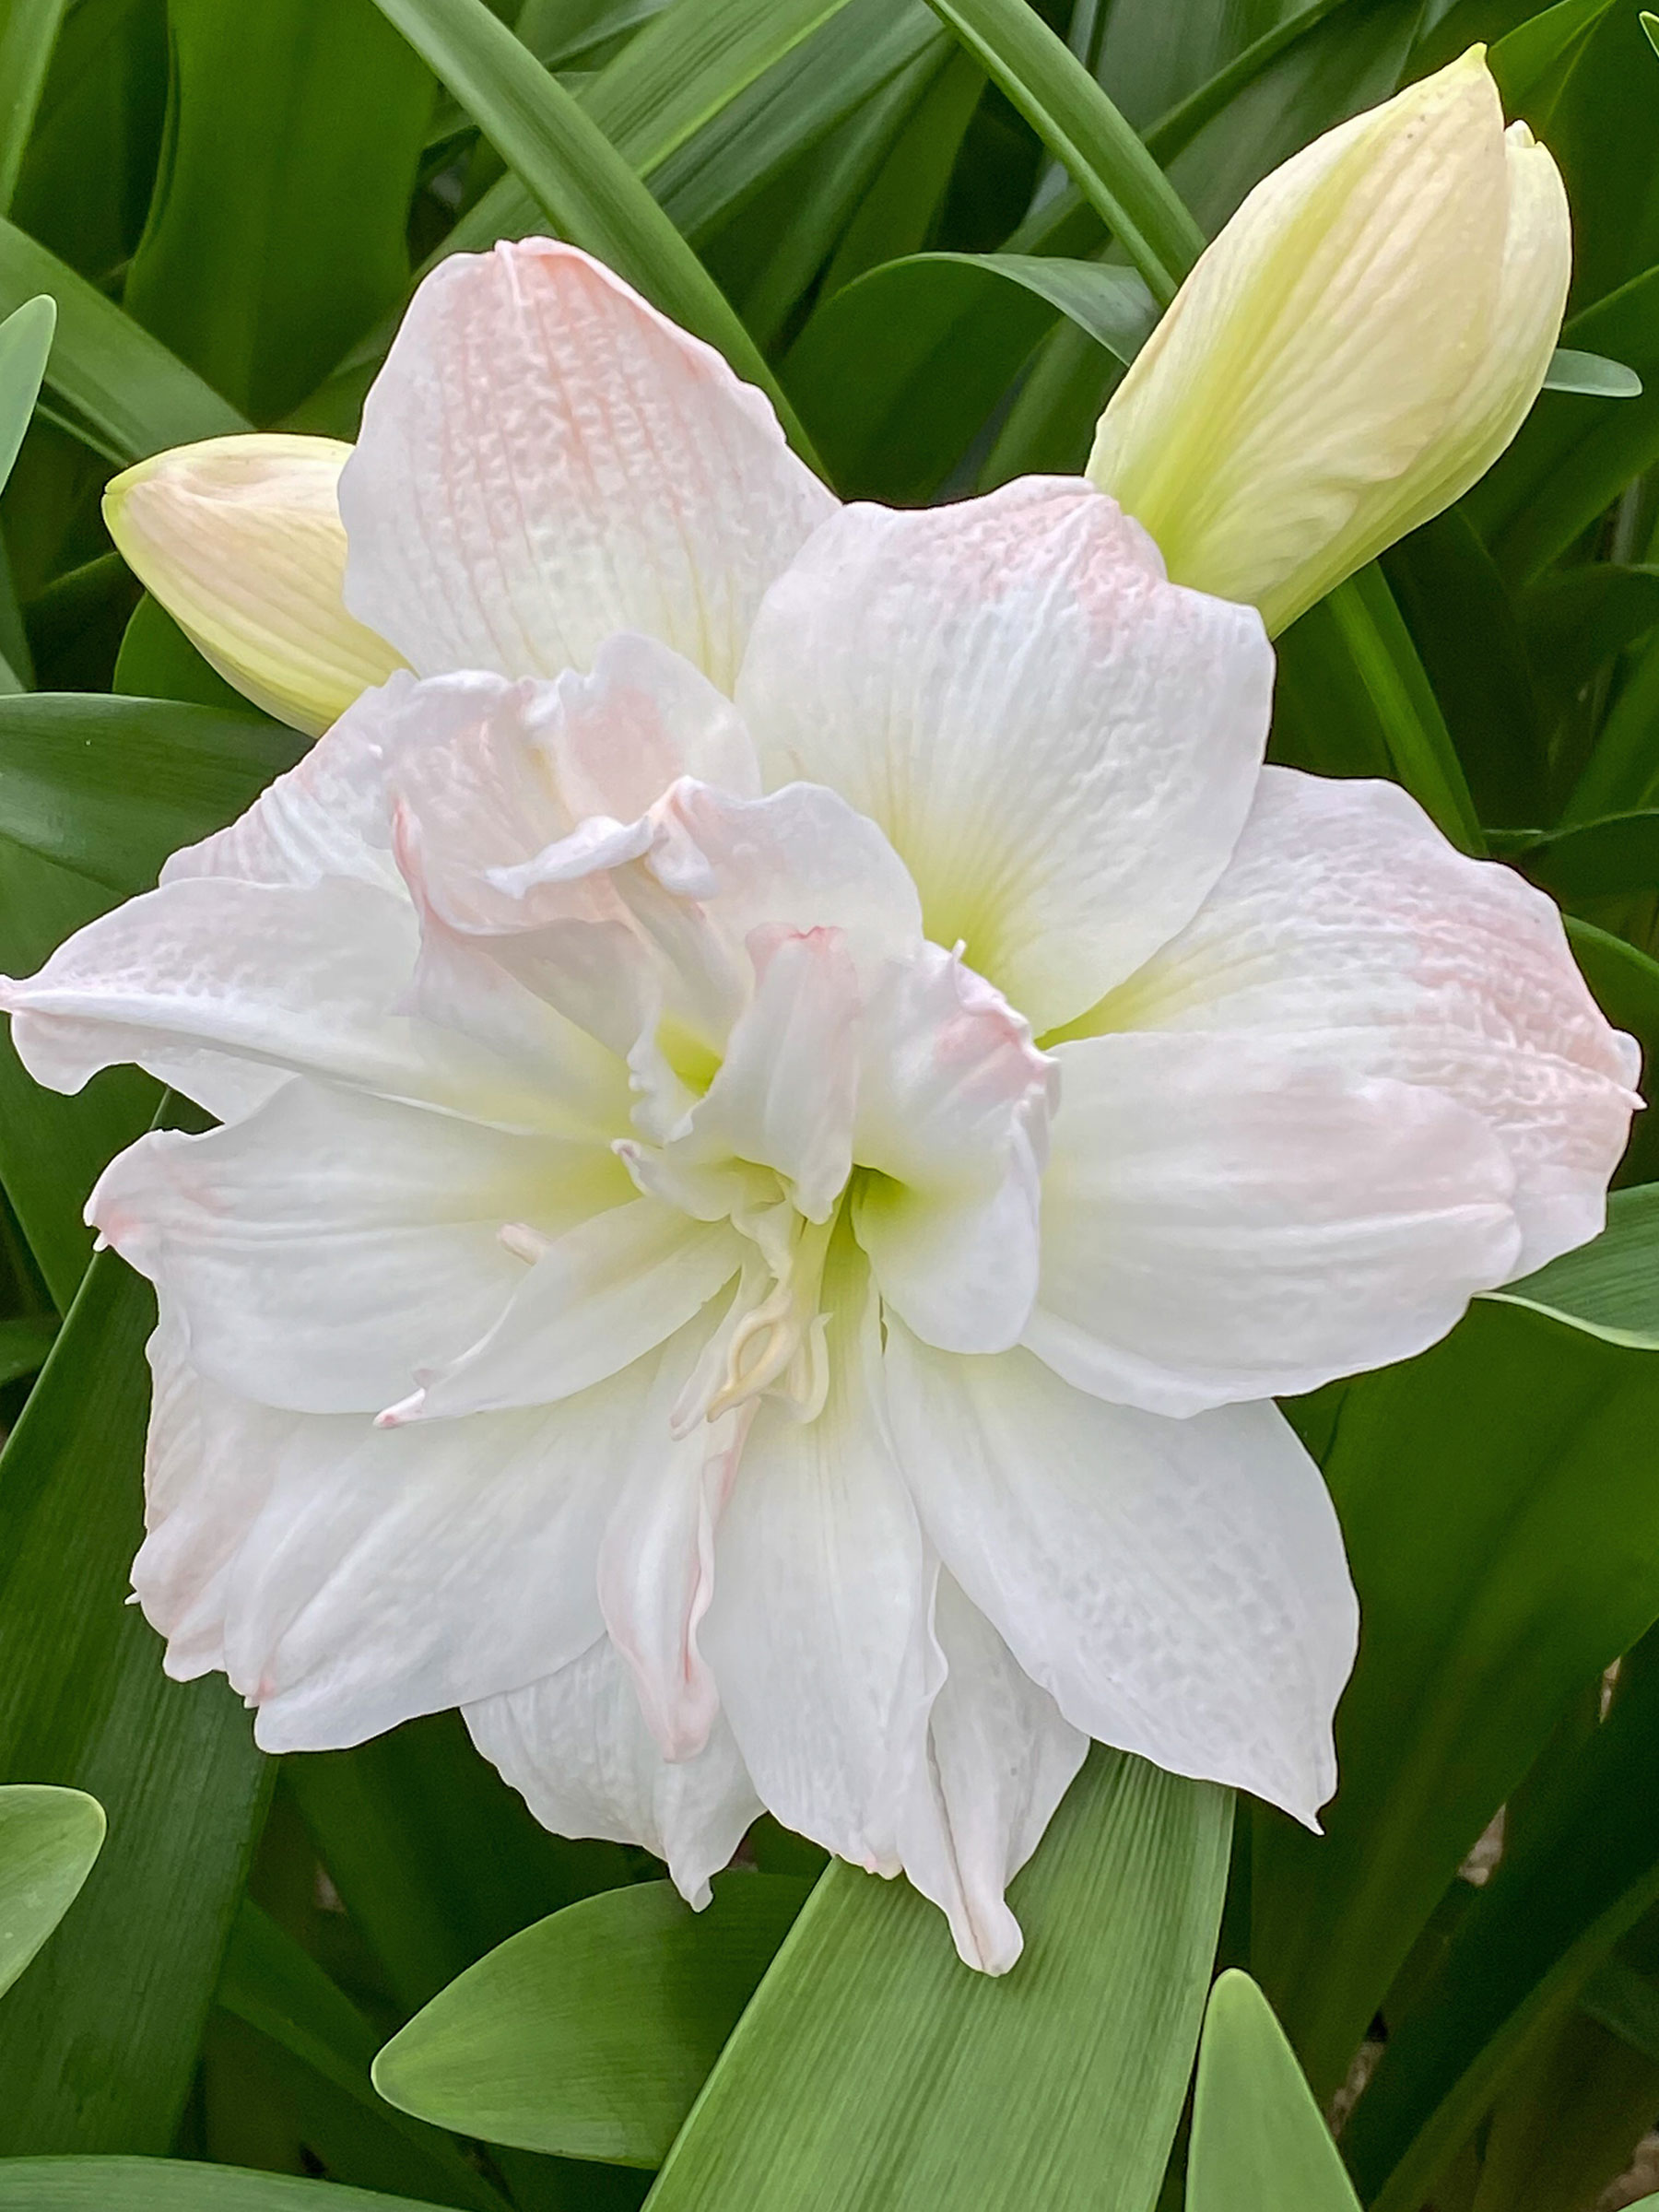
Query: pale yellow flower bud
103 435 404 734
1086 49 1570 636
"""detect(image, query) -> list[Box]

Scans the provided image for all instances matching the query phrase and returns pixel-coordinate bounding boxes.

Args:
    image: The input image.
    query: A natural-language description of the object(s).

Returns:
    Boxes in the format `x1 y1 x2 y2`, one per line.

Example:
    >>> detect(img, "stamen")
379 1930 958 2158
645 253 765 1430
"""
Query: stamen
499 1221 551 1264
705 1213 834 1424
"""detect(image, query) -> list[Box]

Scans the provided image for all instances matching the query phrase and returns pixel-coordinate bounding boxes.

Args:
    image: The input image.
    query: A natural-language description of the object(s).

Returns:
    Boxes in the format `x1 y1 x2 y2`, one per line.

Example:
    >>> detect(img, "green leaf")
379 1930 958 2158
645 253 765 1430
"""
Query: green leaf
1186 1972 1360 2212
0 0 70 214
0 1785 104 2001
0 691 300 896
784 251 1152 500
0 846 157 1306
1272 567 1483 853
1485 1184 1659 1350
0 218 246 462
1382 506 1547 830
122 0 436 421
0 1240 269 2151
1251 1300 1659 2100
1500 809 1659 902
0 1311 56 1386
920 0 1204 303
218 1901 508 2212
1486 0 1619 116
652 0 942 247
1566 917 1659 1189
1471 263 1659 585
1544 346 1642 398
286 1711 639 2021
645 1751 1230 2211
1519 563 1659 722
113 594 254 714
0 295 54 494
368 0 814 462
1345 1636 1659 2211
375 1874 808 2168
0 2159 447 2208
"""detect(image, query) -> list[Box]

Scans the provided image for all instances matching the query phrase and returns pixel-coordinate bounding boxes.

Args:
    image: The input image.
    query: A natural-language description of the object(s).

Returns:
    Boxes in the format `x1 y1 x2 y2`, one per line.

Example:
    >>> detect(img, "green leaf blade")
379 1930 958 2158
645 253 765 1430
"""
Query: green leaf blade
0 1784 104 2001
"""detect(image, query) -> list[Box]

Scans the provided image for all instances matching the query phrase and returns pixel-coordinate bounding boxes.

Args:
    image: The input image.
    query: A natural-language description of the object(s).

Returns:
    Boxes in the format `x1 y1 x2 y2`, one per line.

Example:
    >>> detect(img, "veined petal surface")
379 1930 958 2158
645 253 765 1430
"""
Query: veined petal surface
737 477 1272 1032
883 1327 1358 1829
340 240 836 691
1073 769 1641 1277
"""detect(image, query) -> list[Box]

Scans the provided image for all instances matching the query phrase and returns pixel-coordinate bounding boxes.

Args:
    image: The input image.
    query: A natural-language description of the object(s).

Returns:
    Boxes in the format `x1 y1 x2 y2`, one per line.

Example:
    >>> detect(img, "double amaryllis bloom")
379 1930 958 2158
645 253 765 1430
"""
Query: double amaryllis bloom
0 52 1639 1970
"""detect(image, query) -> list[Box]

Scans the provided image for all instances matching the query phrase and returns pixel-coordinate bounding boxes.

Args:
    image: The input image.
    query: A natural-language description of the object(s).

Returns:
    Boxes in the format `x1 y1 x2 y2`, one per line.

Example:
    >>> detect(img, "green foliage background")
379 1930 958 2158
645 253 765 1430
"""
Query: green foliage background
2 0 1659 2206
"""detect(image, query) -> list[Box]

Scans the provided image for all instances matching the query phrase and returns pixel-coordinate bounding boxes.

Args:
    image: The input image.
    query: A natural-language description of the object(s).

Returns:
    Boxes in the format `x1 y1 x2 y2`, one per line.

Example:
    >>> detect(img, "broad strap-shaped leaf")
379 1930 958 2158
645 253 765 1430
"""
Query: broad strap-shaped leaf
0 0 68 213
367 0 814 461
0 1785 103 2001
0 218 245 461
1486 1184 1659 1350
785 253 1153 501
644 1751 1230 2210
919 0 1204 302
1345 1641 1659 2212
1187 1971 1361 2212
0 1241 268 2152
0 693 302 898
0 295 53 497
374 1874 809 2168
1253 1299 1659 2101
0 2161 445 2208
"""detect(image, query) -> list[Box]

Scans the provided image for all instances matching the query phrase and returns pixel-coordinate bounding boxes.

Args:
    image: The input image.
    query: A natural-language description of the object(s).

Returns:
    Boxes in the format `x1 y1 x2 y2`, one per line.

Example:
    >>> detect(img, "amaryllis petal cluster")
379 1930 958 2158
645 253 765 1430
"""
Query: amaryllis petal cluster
3 54 1639 1973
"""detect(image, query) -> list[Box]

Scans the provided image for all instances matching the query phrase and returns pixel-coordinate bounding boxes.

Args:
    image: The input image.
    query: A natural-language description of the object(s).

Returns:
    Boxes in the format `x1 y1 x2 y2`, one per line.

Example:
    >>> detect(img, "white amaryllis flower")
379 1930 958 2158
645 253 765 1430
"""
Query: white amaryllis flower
1088 48 1571 635
5 239 1637 1974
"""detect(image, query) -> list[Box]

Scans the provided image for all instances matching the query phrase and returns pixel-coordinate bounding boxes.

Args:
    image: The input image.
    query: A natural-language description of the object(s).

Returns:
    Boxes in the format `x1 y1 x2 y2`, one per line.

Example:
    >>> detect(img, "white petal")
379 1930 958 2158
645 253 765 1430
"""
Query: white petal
685 927 859 1223
701 1239 932 1872
93 1084 629 1414
883 1326 1357 1826
735 477 1272 1030
105 435 404 734
1027 1033 1521 1417
341 240 836 691
646 777 924 973
596 1340 750 1761
466 1640 760 1910
392 1198 740 1419
852 943 1054 1355
898 1572 1088 1975
136 1326 709 1747
159 671 438 897
1084 768 1641 1274
0 874 626 1141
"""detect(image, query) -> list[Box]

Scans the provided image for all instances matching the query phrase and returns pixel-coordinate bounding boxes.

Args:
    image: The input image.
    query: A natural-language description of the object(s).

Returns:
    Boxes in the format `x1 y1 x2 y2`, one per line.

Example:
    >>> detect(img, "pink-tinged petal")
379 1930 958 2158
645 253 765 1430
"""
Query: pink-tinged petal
700 1238 932 1874
164 671 541 904
646 778 924 972
735 477 1273 1031
465 1640 761 1910
0 875 624 1141
137 1323 724 1747
852 944 1055 1355
1083 769 1641 1274
92 1084 629 1415
898 1572 1088 1975
884 1326 1357 1827
546 631 759 822
341 240 836 690
1027 1034 1521 1418
389 643 757 936
596 1335 751 1762
388 1198 741 1421
684 927 860 1224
